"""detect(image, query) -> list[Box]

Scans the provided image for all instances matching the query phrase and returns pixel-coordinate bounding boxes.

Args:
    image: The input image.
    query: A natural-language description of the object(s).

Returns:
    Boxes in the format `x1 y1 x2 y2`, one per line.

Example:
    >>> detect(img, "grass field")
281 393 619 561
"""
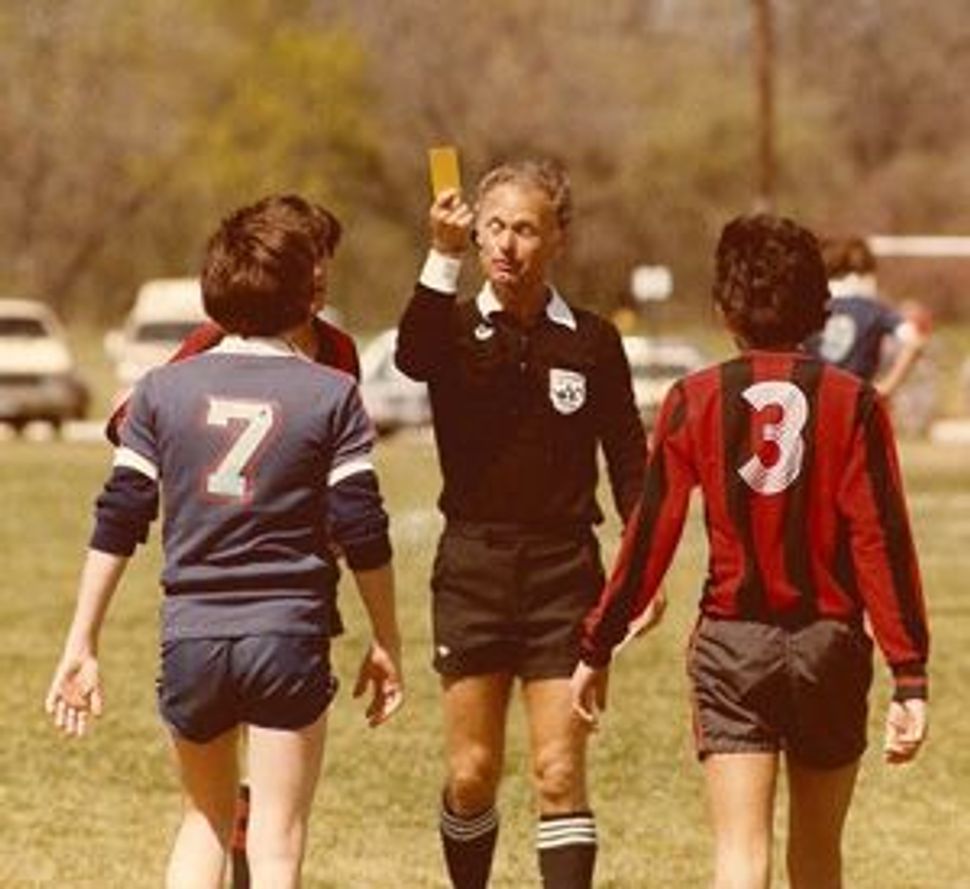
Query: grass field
1 434 968 887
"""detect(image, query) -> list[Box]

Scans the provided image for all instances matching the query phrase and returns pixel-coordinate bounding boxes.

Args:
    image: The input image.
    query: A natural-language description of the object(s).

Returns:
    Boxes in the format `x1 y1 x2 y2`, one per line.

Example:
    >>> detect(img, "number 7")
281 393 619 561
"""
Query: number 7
206 398 277 500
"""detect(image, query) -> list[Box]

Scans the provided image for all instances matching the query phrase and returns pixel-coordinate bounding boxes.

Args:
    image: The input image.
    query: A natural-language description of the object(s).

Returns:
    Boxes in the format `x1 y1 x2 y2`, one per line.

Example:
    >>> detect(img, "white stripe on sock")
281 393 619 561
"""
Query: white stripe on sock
441 807 498 842
537 816 597 850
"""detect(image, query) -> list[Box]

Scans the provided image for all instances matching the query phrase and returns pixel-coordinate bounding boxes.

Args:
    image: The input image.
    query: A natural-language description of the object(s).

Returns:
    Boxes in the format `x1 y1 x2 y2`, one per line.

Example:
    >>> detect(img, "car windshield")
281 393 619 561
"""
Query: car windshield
134 321 199 343
0 318 48 338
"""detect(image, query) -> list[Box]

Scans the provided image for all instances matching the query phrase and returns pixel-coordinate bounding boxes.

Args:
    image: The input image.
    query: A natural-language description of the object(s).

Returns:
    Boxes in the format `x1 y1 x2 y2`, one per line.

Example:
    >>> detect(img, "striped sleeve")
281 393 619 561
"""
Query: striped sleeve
92 378 160 554
838 389 929 700
326 383 391 569
580 382 697 666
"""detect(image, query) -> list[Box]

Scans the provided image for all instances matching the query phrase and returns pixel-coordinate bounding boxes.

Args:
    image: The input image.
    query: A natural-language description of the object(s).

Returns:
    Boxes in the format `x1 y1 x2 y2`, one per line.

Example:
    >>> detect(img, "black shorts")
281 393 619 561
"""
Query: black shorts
687 616 873 768
431 522 604 680
158 634 337 743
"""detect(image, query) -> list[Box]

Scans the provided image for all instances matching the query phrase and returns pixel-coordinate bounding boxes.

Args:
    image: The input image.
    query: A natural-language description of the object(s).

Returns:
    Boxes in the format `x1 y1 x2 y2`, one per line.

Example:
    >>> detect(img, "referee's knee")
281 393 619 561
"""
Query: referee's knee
446 751 502 814
532 749 585 812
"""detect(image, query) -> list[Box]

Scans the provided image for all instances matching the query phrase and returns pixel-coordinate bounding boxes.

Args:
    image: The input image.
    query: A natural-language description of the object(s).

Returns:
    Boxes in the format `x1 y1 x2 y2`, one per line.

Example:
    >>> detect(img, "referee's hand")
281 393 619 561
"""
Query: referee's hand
430 189 474 258
570 661 609 731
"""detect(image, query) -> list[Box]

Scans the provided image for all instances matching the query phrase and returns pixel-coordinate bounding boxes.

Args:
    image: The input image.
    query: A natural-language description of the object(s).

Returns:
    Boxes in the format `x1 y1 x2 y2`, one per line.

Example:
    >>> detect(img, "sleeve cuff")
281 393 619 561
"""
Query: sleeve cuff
90 520 139 557
343 535 393 571
419 250 462 294
579 642 612 669
891 662 928 701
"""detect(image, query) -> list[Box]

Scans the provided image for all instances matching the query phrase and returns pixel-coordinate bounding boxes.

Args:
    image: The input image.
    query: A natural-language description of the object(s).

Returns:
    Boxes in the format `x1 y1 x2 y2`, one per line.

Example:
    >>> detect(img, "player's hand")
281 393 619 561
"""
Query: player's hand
884 698 928 764
45 653 103 738
570 661 609 731
353 640 404 728
430 189 474 258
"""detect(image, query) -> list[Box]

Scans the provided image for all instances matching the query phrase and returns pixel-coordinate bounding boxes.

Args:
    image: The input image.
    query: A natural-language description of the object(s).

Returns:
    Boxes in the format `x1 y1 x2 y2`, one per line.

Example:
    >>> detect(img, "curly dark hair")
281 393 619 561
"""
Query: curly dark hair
201 201 317 337
712 214 830 348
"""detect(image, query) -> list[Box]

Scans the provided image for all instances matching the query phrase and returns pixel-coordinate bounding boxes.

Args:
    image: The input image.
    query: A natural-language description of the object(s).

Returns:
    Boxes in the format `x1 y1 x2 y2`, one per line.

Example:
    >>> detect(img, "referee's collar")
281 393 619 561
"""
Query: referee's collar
475 282 577 331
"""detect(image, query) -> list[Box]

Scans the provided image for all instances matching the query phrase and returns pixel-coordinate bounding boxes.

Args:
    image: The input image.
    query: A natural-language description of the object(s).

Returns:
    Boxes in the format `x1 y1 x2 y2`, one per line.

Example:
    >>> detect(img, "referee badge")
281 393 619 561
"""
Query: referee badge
549 368 586 415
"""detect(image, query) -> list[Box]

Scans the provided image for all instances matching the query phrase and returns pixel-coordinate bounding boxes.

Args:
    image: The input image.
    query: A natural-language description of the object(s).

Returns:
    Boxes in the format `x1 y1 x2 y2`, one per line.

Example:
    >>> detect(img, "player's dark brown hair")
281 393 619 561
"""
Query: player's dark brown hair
201 201 316 336
819 234 876 279
713 214 830 348
249 193 343 258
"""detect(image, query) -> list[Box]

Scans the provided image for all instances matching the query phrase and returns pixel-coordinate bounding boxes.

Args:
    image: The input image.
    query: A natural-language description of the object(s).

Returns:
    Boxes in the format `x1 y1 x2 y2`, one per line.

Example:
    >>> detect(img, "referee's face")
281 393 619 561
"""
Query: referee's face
475 183 563 298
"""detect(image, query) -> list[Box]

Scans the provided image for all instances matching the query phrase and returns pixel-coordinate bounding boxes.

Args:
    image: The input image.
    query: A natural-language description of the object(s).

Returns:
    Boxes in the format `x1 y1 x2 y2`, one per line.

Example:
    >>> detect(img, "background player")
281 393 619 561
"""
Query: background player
105 193 358 446
803 234 927 398
574 214 929 889
46 198 403 888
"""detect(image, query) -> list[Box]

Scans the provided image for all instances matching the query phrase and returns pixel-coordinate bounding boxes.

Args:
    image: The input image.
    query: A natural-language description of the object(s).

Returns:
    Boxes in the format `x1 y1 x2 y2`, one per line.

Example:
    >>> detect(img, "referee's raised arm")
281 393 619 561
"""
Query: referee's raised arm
396 189 473 381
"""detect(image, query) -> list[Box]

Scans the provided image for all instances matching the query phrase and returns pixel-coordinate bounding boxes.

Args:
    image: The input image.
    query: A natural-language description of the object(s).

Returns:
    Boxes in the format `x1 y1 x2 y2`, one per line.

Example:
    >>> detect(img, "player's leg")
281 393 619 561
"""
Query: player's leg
244 713 328 888
440 672 514 889
235 633 335 887
785 756 859 889
688 618 788 889
166 726 241 889
704 752 778 889
783 620 871 888
230 775 251 888
522 676 596 889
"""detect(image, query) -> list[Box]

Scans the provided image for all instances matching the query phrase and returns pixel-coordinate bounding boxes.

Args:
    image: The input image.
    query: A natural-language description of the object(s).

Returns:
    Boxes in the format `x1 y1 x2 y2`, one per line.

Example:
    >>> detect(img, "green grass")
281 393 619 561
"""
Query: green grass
1 436 968 887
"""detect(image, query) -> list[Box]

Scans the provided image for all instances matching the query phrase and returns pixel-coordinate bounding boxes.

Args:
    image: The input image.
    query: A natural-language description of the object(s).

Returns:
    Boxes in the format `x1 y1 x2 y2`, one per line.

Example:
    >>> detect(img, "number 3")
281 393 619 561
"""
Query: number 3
737 381 807 495
206 398 276 499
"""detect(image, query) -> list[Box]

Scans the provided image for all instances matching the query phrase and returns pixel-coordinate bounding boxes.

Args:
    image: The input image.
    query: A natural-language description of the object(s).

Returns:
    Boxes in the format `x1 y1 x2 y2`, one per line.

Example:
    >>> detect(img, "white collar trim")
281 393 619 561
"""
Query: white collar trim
474 282 577 330
828 273 878 299
210 335 300 357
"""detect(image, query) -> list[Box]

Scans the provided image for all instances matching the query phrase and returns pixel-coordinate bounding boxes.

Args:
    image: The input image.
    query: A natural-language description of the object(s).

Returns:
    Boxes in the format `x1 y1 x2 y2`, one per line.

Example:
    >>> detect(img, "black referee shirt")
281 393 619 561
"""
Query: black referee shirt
396 257 645 529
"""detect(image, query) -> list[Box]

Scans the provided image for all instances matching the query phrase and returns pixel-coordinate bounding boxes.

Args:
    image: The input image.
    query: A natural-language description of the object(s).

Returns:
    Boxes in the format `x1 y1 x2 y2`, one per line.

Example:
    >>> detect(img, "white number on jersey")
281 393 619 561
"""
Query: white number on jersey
206 398 276 499
737 381 808 495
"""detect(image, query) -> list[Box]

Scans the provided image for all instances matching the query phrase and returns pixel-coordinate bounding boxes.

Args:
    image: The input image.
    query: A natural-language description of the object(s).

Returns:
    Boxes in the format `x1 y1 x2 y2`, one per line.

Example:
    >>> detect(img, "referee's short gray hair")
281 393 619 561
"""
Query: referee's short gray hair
476 158 572 230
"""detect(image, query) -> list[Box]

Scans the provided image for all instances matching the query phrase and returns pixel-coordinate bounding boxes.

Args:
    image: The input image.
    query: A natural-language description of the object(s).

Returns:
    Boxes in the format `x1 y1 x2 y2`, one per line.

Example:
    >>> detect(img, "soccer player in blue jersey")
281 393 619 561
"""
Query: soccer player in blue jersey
45 199 404 887
804 235 927 397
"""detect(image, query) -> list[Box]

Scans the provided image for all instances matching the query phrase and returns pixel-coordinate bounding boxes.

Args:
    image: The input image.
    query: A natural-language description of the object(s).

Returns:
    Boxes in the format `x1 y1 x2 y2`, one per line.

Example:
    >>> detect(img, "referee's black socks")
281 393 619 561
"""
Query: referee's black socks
439 796 499 889
536 810 597 889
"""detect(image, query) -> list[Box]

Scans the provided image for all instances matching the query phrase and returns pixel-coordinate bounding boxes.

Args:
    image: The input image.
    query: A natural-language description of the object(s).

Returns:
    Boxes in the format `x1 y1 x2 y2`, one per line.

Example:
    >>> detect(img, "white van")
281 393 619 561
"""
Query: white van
105 278 207 385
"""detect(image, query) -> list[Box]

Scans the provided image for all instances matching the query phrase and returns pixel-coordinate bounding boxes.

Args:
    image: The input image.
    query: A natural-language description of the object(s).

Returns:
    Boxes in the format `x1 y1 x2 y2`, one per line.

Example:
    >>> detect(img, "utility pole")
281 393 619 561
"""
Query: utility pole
751 0 775 212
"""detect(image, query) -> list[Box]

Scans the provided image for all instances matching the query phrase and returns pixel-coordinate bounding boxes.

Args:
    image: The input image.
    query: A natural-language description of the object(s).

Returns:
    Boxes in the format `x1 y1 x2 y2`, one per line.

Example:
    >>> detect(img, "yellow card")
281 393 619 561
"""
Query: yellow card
429 146 461 197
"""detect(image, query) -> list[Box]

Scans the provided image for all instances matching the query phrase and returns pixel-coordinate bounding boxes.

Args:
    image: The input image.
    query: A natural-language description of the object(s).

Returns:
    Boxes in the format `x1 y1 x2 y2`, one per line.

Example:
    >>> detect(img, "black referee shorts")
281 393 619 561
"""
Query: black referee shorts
430 522 604 680
158 634 337 743
687 616 874 768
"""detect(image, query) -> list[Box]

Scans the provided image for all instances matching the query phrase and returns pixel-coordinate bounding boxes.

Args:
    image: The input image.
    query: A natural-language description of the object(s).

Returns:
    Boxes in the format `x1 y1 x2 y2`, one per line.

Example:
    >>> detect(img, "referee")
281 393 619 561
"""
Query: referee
396 158 651 889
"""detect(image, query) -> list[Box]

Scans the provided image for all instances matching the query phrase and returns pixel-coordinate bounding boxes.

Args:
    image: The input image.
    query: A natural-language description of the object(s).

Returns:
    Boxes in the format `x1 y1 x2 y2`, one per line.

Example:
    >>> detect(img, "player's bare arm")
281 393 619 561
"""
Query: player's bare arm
351 563 404 727
45 549 129 737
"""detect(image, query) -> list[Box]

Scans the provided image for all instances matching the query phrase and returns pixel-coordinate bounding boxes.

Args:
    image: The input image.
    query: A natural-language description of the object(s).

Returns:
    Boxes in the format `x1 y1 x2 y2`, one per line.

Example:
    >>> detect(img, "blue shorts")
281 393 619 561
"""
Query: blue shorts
157 634 337 743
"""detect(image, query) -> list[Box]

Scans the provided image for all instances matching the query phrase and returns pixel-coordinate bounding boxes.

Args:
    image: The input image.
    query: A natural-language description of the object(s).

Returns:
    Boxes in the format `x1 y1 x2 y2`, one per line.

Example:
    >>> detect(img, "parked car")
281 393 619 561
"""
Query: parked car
622 335 706 428
0 298 90 430
359 328 431 434
104 278 207 385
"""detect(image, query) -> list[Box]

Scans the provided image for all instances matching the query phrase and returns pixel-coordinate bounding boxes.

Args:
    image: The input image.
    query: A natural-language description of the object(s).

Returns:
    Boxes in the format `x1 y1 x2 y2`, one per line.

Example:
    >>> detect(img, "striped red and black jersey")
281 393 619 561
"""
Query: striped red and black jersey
581 349 929 700
104 317 360 445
